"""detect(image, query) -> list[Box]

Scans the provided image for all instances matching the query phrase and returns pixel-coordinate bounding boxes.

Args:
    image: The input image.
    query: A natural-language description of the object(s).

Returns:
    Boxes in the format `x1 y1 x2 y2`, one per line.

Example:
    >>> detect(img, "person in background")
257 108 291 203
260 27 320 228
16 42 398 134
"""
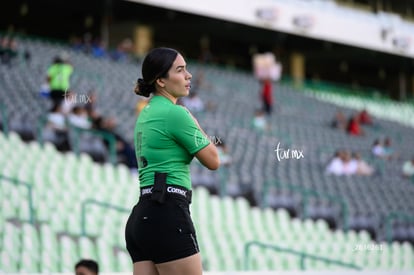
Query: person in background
45 103 71 152
75 259 99 275
325 150 345 176
260 78 273 116
402 157 414 179
346 114 364 136
252 109 268 132
341 150 357 176
47 53 74 109
330 110 347 130
68 106 92 129
371 139 385 159
352 152 374 176
358 108 373 125
382 137 397 160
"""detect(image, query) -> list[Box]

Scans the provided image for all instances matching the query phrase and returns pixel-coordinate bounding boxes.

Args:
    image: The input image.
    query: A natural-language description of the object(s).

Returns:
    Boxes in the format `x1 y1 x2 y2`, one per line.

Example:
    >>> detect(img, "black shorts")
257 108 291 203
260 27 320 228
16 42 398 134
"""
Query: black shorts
125 193 199 264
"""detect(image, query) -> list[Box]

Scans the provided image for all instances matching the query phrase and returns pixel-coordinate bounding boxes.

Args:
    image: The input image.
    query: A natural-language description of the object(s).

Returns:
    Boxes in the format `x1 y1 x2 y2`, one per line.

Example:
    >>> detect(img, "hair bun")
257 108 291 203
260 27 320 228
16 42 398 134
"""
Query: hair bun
134 78 154 97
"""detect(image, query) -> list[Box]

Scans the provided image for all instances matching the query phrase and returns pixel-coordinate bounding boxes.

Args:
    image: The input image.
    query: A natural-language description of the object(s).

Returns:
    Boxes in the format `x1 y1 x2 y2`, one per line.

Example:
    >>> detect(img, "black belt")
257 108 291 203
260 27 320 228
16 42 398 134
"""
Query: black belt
140 185 192 203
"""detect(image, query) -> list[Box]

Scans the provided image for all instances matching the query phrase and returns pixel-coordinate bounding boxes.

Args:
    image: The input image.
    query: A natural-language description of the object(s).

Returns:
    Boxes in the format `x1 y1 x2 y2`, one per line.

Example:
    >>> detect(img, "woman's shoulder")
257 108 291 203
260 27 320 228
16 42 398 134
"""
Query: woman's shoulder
165 103 189 115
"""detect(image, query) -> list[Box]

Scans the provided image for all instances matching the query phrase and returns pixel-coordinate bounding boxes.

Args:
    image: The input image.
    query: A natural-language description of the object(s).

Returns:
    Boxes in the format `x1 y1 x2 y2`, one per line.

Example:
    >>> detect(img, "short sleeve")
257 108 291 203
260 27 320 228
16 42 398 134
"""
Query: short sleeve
167 105 210 155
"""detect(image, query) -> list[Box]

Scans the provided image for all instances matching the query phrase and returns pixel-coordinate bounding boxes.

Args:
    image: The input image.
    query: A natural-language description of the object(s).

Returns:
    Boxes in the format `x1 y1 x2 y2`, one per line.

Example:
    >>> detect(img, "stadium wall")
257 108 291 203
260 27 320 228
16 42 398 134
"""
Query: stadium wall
126 0 414 58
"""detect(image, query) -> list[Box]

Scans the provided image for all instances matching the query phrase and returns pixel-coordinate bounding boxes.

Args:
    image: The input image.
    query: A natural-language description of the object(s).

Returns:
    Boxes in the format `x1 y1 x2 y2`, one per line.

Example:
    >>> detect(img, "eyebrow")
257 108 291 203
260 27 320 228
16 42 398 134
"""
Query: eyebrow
175 65 186 70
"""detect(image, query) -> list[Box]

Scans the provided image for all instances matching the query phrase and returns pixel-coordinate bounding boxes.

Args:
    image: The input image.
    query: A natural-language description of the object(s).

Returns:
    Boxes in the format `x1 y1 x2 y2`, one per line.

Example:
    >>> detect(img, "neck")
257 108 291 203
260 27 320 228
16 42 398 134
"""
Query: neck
154 90 177 104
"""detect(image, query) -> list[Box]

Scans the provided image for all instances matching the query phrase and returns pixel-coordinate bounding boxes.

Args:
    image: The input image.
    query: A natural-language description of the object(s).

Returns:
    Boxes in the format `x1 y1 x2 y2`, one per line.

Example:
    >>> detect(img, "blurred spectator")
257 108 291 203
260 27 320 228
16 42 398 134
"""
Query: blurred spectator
95 117 137 169
402 157 414 178
181 92 205 113
68 106 91 129
84 91 120 132
252 109 268 132
45 104 71 152
358 108 373 125
341 150 357 176
326 150 372 176
330 110 347 130
325 150 345 176
346 114 364 136
47 53 74 109
371 139 384 157
70 36 84 52
91 38 107 58
0 36 18 65
111 38 132 62
84 91 101 127
39 82 51 99
382 137 397 160
260 78 273 116
61 90 77 115
352 152 374 176
75 259 99 275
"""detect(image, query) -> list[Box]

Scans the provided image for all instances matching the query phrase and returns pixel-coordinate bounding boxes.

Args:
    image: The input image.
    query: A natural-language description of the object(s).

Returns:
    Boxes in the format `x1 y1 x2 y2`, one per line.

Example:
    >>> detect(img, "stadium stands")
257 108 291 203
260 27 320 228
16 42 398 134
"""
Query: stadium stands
1 132 414 272
1 36 414 272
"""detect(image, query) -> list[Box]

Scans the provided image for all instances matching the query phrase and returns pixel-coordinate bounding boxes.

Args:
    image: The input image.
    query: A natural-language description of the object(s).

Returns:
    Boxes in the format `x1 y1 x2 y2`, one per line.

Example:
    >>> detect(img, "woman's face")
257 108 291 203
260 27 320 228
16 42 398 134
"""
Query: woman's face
160 54 192 98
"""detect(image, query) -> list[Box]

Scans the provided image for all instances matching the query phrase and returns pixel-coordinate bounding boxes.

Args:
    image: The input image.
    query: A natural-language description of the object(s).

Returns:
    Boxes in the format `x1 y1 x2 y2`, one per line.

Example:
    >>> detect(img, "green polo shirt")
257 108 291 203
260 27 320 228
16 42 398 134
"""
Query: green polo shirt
47 63 73 91
134 95 210 189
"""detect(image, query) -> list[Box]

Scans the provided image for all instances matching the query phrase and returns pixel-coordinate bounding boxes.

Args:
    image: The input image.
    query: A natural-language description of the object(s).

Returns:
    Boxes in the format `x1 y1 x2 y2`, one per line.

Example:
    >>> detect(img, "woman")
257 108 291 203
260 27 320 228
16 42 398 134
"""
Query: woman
125 47 220 275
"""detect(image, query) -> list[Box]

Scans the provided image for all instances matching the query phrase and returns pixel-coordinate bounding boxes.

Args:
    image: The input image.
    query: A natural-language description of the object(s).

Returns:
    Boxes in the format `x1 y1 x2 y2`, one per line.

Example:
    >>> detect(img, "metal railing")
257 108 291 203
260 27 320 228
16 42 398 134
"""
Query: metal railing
0 103 8 136
262 180 349 230
243 241 361 271
37 115 118 164
0 175 36 224
70 125 117 164
385 212 414 243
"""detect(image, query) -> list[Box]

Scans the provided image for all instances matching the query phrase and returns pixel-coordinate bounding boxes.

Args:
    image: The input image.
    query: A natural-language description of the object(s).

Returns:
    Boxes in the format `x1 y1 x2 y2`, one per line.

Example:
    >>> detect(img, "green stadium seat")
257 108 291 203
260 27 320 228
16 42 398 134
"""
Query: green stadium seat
2 222 21 272
59 235 79 272
39 223 59 272
117 250 132 272
78 236 97 260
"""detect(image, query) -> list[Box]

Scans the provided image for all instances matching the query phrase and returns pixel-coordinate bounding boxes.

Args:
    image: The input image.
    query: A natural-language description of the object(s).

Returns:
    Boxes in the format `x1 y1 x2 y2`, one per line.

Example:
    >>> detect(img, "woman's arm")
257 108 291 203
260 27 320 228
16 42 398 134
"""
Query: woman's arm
195 143 220 170
187 109 220 170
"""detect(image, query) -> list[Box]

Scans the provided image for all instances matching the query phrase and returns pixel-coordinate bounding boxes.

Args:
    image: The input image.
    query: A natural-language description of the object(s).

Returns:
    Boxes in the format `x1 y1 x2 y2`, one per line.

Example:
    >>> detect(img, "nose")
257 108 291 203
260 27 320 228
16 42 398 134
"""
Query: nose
186 71 192 80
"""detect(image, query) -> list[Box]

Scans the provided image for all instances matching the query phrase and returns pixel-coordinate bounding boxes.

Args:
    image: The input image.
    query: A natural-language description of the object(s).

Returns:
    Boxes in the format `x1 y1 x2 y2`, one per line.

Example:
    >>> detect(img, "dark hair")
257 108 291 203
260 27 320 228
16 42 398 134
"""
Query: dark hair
75 259 99 274
134 47 179 97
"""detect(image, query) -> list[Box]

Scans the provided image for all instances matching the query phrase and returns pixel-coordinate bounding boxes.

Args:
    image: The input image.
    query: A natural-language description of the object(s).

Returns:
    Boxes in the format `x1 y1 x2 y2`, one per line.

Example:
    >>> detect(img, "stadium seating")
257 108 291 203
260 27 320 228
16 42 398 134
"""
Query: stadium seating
1 36 414 272
1 132 414 272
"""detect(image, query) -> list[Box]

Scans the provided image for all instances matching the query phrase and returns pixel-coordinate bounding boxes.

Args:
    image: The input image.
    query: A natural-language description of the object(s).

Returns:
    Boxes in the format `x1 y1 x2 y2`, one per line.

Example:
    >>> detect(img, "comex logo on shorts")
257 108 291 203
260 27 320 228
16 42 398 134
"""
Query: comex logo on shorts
142 186 187 197
141 187 153 195
167 186 187 196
